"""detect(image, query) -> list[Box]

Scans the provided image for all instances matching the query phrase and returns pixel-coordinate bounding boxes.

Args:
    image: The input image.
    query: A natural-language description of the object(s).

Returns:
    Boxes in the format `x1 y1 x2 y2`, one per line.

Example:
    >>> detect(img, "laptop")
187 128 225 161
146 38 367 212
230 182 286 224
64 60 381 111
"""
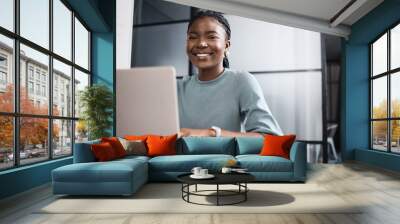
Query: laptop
116 66 180 136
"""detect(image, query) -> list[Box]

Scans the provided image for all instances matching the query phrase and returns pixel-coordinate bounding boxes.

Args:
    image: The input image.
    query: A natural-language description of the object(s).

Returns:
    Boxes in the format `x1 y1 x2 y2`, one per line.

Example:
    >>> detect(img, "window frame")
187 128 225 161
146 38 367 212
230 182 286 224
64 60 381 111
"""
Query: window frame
370 20 400 154
0 0 92 171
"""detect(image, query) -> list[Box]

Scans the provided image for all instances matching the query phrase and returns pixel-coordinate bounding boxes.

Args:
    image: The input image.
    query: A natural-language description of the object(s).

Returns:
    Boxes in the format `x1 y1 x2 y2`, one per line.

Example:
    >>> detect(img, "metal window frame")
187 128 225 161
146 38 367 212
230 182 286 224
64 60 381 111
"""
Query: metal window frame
0 0 92 171
369 18 400 155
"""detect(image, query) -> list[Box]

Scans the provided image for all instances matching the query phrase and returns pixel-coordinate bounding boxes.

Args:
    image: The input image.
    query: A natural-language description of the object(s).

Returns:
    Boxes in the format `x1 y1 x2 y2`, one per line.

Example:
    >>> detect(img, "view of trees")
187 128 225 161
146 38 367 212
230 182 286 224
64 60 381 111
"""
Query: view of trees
373 98 400 146
0 85 59 153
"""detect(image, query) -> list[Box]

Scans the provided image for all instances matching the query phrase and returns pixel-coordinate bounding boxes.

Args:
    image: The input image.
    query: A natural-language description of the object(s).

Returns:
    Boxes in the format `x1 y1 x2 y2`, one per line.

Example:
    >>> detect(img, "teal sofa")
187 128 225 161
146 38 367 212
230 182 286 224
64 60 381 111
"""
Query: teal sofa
52 137 306 196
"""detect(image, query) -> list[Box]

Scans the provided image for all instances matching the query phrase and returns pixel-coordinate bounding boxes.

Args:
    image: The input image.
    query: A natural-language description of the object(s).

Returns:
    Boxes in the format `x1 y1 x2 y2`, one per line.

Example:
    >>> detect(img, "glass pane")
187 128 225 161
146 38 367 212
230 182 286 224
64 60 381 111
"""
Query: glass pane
392 72 400 118
133 0 190 25
74 69 89 118
75 120 88 143
74 18 89 70
0 34 14 112
20 117 49 165
20 44 49 115
392 24 400 70
53 0 72 60
0 116 13 170
372 121 388 151
20 0 49 49
391 120 400 153
372 33 387 76
0 0 14 31
53 119 72 157
372 77 387 119
53 59 72 117
132 23 189 76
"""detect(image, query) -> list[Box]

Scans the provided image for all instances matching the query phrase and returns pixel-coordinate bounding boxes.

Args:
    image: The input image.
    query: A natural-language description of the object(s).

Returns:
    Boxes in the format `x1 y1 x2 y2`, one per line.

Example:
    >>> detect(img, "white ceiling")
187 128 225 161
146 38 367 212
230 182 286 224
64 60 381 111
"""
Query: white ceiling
165 0 384 38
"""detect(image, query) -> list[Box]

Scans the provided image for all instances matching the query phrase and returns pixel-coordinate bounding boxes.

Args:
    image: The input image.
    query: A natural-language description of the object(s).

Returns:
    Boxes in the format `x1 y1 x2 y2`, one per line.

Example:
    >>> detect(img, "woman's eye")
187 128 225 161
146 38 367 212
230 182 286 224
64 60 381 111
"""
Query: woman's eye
188 36 197 40
208 36 218 39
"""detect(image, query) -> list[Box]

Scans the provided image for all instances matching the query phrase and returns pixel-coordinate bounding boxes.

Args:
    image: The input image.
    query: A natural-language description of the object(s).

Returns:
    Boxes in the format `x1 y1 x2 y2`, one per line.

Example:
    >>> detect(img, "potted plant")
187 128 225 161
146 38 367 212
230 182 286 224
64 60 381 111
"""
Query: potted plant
79 84 113 140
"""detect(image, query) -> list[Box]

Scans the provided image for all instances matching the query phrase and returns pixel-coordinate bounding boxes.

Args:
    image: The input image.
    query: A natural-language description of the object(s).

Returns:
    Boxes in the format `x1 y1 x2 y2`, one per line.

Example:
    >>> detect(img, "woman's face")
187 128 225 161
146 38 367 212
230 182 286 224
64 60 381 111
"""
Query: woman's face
186 16 230 71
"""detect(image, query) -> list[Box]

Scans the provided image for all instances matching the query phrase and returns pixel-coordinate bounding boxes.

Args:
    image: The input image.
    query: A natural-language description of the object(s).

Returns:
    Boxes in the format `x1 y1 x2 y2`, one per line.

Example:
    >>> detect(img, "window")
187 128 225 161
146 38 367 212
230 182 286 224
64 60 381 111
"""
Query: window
28 81 34 94
0 55 7 67
42 85 46 97
0 0 14 32
36 84 40 95
28 67 34 80
75 18 89 70
0 0 91 170
35 70 41 81
20 0 49 49
371 23 400 154
0 71 6 85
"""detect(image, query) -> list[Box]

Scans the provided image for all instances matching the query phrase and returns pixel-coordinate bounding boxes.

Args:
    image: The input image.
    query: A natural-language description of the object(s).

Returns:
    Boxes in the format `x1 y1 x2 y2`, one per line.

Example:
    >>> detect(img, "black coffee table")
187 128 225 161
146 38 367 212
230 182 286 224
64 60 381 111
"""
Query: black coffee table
177 172 255 206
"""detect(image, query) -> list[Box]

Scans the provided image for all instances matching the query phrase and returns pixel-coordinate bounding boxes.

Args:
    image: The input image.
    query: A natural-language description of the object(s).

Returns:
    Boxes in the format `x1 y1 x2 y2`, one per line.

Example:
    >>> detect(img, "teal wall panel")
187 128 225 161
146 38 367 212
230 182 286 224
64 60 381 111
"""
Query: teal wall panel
0 158 72 199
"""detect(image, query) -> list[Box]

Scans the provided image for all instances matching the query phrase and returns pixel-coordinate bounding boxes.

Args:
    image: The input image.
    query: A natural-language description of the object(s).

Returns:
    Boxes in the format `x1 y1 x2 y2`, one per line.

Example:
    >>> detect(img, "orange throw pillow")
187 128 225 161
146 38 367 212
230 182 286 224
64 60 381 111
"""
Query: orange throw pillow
124 135 149 141
259 134 296 159
146 134 177 157
101 137 127 158
91 142 117 161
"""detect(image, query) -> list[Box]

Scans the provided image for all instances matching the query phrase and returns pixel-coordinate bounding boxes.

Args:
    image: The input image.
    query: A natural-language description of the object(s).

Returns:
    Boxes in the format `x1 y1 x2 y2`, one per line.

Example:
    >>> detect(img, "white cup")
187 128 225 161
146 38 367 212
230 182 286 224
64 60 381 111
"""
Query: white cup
191 167 202 176
221 167 232 174
200 169 208 176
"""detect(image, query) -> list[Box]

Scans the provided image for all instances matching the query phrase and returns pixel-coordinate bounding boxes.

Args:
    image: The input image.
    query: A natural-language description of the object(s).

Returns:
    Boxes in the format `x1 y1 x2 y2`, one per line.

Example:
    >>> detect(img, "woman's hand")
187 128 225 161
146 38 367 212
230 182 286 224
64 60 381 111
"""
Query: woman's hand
179 128 212 137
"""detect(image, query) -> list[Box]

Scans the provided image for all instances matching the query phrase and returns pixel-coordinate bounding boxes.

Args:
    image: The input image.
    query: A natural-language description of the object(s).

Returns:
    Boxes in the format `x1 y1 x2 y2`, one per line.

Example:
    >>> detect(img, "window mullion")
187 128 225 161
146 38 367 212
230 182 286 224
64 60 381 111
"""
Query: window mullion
14 0 21 167
388 30 391 152
49 0 54 160
71 10 76 154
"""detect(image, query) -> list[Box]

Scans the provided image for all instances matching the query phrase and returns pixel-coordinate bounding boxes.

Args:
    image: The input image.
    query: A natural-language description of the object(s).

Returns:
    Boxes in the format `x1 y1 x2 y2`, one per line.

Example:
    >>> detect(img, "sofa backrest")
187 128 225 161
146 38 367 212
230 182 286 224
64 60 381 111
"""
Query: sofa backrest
73 139 100 163
235 137 264 155
178 137 236 155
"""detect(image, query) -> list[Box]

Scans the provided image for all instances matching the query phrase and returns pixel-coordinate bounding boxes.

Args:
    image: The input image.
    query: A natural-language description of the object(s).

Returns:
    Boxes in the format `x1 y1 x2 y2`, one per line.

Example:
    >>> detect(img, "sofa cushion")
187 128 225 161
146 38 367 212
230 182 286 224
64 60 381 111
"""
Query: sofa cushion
179 137 236 155
91 142 118 161
260 134 296 159
148 154 235 172
147 134 177 157
53 158 148 183
101 137 127 158
236 155 293 172
235 137 263 155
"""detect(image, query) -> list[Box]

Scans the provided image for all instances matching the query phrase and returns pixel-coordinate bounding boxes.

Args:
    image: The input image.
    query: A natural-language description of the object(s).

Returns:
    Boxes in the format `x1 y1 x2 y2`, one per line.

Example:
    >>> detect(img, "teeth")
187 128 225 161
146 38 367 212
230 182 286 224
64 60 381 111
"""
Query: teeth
196 53 210 57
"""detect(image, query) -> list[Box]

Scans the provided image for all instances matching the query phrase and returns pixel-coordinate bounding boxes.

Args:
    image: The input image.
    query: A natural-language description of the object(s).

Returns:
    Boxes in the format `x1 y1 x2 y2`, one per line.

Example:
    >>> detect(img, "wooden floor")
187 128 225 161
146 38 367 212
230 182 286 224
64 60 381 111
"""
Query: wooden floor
1 162 400 224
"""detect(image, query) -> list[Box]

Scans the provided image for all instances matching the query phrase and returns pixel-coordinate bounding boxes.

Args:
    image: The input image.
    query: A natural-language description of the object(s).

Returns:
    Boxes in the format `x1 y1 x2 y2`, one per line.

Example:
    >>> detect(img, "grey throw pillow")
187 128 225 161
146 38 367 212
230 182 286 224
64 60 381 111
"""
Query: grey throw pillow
119 138 147 156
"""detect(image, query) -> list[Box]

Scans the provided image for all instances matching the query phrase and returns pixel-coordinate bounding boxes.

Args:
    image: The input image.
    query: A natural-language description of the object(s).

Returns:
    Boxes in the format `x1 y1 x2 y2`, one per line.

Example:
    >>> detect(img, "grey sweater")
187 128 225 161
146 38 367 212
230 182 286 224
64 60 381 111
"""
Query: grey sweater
177 68 283 135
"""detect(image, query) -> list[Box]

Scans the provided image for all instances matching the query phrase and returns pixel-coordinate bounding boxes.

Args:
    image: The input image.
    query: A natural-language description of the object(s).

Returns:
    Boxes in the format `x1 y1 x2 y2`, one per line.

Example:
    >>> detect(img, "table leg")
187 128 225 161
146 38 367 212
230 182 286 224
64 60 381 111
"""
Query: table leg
245 183 247 201
217 184 219 206
195 184 197 192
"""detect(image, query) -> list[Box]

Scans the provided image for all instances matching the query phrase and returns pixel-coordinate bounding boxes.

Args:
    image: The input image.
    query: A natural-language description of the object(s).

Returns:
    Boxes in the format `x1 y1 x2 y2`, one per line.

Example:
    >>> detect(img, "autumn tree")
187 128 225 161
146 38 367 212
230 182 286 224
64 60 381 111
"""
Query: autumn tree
0 84 60 152
372 99 400 143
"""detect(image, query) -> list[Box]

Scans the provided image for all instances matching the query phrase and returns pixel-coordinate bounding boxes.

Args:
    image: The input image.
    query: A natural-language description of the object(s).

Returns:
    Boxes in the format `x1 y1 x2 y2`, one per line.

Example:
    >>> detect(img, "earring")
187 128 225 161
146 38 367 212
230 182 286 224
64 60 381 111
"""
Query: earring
224 50 229 57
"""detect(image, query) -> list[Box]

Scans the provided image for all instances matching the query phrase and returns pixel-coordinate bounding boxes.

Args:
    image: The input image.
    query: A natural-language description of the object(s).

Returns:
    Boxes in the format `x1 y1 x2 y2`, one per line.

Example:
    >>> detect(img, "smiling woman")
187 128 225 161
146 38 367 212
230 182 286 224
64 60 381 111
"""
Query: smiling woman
178 10 283 138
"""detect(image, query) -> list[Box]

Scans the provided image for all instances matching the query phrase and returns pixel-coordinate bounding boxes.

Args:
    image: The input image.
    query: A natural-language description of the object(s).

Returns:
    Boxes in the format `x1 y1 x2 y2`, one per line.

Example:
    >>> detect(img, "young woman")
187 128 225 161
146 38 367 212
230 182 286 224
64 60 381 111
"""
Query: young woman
178 10 283 137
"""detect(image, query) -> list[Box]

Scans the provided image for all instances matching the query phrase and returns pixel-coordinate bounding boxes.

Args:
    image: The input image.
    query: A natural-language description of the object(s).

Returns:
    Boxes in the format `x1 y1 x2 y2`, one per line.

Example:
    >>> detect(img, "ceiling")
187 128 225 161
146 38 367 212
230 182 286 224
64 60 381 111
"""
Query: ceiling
165 0 384 38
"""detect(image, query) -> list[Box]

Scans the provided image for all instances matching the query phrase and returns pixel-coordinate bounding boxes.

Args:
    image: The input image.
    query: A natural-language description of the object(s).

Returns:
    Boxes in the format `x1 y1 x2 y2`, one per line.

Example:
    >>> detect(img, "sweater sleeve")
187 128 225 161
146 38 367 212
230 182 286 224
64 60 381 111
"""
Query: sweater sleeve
239 73 283 136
